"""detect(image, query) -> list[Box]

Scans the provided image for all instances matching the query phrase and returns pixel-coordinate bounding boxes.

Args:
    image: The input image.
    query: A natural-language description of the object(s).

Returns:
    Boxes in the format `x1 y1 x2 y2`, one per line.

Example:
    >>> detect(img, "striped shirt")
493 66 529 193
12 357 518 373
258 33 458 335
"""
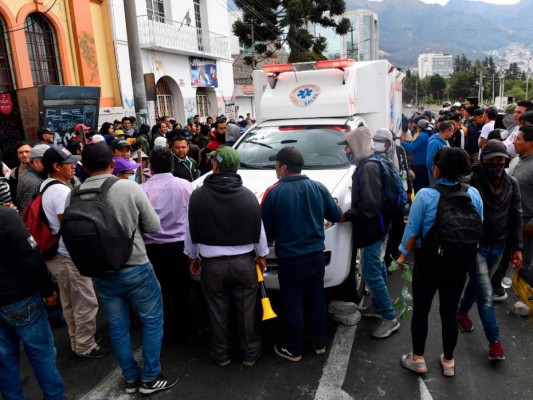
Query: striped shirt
0 178 11 204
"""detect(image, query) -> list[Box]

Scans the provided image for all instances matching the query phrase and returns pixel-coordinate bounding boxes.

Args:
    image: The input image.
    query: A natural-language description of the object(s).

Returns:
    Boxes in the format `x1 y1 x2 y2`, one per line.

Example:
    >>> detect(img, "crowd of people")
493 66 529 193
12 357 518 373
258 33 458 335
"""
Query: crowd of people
0 99 532 398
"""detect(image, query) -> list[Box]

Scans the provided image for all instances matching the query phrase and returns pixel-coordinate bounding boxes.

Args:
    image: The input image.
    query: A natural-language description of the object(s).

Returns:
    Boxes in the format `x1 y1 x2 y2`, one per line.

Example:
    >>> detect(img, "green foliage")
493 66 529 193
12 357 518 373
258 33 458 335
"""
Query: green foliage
505 62 523 80
233 0 348 63
388 260 413 319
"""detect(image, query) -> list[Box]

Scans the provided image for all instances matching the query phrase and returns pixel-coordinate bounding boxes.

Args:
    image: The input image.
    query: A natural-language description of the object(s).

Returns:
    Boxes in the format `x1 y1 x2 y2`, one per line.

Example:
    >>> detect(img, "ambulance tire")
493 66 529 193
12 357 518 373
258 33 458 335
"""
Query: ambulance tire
332 248 365 304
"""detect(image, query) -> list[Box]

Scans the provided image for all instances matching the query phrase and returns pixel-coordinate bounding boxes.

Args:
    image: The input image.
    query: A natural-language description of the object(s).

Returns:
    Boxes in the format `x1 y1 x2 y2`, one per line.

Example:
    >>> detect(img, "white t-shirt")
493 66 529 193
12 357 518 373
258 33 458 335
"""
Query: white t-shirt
40 178 72 257
480 120 495 140
503 125 519 158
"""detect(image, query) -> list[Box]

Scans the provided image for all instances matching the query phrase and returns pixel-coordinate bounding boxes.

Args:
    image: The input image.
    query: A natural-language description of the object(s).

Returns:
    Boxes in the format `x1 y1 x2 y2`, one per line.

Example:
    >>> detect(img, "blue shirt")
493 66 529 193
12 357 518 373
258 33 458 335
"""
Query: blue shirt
401 131 429 167
399 179 484 256
261 175 342 258
426 134 449 184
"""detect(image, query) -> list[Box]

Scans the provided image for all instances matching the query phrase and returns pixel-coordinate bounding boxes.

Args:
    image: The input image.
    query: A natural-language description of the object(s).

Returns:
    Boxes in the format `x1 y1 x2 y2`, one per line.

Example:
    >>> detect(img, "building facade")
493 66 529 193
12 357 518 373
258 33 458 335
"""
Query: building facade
314 9 379 61
110 0 233 124
418 53 453 78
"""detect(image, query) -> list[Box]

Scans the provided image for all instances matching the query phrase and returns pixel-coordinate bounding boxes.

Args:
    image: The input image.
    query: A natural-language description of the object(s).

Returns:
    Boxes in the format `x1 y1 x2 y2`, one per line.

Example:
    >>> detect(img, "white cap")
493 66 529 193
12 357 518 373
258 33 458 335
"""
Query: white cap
154 136 167 148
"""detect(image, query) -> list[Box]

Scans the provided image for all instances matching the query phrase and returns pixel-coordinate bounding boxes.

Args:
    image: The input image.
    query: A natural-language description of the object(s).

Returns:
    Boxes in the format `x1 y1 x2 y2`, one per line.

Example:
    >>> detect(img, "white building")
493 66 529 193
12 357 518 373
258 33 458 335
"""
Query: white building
109 0 234 124
314 9 379 61
418 53 453 79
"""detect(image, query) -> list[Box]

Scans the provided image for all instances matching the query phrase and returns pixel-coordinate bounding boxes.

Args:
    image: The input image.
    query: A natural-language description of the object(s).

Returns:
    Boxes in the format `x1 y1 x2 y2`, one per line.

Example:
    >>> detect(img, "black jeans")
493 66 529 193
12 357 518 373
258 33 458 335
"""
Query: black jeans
411 247 473 360
146 241 192 342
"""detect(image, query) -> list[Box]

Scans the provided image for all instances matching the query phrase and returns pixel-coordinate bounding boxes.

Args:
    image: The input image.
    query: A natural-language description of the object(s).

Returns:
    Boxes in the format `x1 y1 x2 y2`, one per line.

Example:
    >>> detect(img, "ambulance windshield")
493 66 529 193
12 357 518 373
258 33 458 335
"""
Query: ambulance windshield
235 125 351 169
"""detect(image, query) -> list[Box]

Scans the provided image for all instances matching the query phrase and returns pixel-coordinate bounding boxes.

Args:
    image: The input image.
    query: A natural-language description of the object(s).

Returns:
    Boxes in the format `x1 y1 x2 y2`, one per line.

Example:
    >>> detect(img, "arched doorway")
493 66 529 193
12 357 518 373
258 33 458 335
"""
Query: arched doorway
155 76 184 124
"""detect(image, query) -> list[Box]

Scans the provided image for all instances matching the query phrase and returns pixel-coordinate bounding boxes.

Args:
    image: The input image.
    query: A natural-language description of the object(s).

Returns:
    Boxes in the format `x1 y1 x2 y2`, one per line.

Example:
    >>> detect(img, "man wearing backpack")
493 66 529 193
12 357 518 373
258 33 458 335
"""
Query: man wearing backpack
40 147 107 359
456 140 523 361
75 142 176 395
342 126 400 339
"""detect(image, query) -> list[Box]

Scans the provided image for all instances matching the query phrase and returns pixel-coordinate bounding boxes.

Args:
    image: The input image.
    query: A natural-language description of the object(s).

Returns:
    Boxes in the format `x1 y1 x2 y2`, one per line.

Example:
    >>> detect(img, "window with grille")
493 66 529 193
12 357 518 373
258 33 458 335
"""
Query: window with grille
146 0 165 23
24 13 62 86
193 0 203 52
156 79 173 118
0 18 15 92
196 92 209 118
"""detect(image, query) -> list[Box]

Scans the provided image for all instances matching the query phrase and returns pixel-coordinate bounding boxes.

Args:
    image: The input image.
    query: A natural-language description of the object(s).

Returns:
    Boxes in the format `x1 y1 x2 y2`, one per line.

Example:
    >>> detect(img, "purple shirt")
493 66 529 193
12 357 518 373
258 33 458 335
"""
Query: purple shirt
141 173 193 244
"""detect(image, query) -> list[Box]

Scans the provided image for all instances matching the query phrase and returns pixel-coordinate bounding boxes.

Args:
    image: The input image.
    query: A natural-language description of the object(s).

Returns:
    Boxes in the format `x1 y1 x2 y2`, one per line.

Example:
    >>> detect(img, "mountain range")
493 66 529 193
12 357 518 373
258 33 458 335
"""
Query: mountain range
228 0 533 67
347 0 533 66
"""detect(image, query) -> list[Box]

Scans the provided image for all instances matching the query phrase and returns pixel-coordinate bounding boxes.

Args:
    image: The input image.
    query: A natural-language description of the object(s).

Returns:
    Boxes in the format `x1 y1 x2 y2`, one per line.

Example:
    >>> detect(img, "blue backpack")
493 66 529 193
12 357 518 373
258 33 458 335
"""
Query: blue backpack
357 154 407 218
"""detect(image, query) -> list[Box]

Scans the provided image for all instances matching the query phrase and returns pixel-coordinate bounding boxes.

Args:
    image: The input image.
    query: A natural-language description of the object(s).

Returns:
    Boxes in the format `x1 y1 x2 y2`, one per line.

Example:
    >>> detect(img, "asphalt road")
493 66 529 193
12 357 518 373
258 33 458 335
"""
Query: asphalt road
14 274 533 400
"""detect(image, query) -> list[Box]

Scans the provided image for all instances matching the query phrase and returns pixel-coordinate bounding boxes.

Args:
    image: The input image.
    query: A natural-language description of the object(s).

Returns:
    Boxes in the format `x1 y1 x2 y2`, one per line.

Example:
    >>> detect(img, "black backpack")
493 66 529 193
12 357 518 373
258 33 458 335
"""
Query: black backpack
419 183 483 282
61 177 134 277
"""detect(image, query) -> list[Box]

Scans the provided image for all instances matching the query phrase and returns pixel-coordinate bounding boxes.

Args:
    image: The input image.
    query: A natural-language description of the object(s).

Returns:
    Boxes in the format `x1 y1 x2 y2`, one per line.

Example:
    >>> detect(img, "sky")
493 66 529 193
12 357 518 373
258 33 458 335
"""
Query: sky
407 0 520 4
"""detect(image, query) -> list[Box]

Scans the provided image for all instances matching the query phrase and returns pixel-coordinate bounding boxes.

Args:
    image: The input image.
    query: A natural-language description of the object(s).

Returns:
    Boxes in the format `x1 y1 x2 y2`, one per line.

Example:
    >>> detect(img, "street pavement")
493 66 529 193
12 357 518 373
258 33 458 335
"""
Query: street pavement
15 274 533 400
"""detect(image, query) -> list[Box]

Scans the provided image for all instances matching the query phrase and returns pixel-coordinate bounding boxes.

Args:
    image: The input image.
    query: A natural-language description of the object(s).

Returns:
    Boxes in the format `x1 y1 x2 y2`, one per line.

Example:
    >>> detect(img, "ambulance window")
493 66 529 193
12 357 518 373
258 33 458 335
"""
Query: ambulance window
236 125 350 169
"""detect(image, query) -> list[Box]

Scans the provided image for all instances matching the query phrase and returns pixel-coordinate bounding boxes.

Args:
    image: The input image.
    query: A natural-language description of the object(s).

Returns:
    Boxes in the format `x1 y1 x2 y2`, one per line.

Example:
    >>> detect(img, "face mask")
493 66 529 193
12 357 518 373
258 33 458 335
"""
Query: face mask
373 142 388 153
345 152 355 165
128 175 136 181
483 163 505 180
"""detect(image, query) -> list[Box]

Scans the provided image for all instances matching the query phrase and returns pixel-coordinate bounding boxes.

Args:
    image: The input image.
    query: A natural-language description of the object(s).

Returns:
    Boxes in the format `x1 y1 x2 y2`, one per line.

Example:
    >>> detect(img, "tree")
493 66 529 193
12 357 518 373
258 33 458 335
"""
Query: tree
453 54 471 72
449 70 475 101
233 0 350 64
505 62 523 80
428 74 447 102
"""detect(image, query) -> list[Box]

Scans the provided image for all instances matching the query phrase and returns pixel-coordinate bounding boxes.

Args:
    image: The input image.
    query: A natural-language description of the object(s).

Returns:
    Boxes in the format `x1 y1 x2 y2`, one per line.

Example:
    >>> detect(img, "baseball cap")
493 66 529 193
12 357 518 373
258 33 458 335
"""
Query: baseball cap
417 119 430 131
111 139 131 151
480 139 509 160
74 123 90 132
154 136 167 148
208 146 240 172
42 146 81 172
131 150 148 160
269 146 304 170
187 116 194 122
89 134 105 143
114 129 125 137
112 157 141 174
30 144 50 159
37 128 53 139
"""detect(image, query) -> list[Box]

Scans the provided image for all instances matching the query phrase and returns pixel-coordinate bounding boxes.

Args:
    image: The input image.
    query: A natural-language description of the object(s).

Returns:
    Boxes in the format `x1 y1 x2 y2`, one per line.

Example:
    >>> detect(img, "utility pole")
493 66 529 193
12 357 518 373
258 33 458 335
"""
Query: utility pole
350 26 355 60
415 80 418 109
492 73 495 104
526 56 532 100
479 68 484 104
123 0 148 124
250 18 255 69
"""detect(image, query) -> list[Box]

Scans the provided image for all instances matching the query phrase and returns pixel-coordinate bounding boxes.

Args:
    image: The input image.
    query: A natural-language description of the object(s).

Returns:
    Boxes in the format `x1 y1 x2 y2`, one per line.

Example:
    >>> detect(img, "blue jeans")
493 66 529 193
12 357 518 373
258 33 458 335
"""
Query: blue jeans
360 236 396 320
93 263 163 382
277 251 326 356
459 244 504 342
0 293 64 400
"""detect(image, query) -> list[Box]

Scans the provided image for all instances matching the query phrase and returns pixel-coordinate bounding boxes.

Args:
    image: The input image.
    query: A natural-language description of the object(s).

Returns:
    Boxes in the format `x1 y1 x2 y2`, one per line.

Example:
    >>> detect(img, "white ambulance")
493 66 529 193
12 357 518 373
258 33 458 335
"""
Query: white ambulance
195 59 404 301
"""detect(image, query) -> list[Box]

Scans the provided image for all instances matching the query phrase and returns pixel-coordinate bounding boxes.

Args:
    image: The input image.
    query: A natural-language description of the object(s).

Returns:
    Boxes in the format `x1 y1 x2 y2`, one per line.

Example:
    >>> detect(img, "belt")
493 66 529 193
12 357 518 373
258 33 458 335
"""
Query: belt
200 251 255 261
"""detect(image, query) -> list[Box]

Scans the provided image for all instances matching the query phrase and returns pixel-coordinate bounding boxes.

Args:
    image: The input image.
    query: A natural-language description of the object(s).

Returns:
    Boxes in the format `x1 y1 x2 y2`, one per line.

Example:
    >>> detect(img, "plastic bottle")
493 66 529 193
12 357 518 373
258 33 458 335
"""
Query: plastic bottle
502 258 519 289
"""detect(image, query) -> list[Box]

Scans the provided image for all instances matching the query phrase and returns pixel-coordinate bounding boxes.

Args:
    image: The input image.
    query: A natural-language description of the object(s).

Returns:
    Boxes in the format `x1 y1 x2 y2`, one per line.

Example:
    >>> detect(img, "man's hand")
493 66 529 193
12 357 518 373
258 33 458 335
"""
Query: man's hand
2 202 17 211
511 250 523 271
189 258 201 276
340 212 346 223
524 223 533 238
256 256 267 275
408 169 415 181
44 292 58 307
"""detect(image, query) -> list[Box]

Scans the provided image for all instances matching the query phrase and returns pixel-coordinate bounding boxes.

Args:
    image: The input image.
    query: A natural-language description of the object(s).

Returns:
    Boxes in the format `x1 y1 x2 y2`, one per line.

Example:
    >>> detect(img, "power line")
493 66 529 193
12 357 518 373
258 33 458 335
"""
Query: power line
4 0 58 34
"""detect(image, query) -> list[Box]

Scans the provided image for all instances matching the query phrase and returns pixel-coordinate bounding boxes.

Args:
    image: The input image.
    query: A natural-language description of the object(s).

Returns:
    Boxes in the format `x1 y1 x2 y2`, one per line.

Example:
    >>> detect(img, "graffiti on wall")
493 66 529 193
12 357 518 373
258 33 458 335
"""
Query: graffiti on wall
184 98 196 115
79 32 99 83
44 105 97 146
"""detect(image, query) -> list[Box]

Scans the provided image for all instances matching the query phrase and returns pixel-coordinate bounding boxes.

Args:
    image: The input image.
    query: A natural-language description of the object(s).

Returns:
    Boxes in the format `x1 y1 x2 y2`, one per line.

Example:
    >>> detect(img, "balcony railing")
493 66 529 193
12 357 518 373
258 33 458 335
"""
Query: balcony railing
137 15 229 59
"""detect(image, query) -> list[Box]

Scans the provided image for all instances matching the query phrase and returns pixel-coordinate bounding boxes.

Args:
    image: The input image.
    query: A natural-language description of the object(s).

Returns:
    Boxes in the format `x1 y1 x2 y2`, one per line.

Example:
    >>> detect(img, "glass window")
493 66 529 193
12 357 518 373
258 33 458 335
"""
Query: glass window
24 13 62 86
193 0 203 51
156 79 173 118
146 0 165 23
196 90 208 118
0 17 15 92
235 125 351 169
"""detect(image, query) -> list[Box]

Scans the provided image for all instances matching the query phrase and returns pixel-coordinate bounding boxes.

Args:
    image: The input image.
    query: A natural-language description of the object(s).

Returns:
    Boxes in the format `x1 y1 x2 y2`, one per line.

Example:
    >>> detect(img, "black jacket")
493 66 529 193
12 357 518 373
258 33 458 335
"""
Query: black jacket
0 207 54 306
172 155 199 182
345 157 388 248
469 167 523 250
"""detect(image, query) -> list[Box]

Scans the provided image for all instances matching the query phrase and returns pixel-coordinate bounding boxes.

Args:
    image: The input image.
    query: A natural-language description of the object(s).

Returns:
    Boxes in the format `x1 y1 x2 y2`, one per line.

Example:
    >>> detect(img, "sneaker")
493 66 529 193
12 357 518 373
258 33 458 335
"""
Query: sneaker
139 374 177 395
359 306 382 319
440 354 455 377
77 345 109 359
94 333 103 344
274 343 302 362
314 347 326 355
493 291 508 302
372 318 400 339
488 340 505 360
209 353 231 367
401 352 428 373
125 376 140 394
457 309 474 332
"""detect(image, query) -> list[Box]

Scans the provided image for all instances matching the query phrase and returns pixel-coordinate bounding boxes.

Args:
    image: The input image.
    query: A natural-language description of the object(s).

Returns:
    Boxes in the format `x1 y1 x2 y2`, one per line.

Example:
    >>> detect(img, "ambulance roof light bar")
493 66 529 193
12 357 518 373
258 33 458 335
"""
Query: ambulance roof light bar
262 59 355 74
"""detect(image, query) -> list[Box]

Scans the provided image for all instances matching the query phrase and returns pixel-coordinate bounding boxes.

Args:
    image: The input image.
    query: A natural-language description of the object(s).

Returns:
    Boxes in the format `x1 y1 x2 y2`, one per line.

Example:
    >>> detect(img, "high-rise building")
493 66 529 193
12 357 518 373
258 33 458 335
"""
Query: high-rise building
314 9 379 61
418 53 453 78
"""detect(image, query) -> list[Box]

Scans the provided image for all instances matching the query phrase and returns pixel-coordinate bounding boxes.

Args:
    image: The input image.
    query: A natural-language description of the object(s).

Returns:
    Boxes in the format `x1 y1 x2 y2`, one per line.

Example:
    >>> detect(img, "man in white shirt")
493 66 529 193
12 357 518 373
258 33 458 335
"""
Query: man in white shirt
503 100 533 158
40 146 108 359
478 106 498 148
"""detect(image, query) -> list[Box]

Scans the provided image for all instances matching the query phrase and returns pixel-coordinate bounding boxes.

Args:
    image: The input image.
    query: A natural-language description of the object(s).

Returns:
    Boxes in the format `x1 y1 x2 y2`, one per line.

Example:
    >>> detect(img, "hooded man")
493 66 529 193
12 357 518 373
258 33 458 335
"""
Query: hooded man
341 127 400 339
